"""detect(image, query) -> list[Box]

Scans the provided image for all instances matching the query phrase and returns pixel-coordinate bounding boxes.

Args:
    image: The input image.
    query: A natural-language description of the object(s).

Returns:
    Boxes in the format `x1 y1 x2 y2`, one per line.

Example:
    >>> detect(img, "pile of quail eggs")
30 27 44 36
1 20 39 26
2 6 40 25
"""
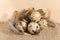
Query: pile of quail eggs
14 8 55 35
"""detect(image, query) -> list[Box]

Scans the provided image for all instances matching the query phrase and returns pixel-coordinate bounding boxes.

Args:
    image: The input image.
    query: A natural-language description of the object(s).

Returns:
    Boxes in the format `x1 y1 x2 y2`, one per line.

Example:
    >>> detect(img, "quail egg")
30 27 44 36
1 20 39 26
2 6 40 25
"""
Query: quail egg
15 21 27 33
28 22 40 35
38 19 48 29
30 11 41 22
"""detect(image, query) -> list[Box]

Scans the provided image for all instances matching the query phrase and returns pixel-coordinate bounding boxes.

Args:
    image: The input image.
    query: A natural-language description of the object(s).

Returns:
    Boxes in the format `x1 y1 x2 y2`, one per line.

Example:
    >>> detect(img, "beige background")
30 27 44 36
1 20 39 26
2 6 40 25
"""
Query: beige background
0 0 60 23
0 0 60 40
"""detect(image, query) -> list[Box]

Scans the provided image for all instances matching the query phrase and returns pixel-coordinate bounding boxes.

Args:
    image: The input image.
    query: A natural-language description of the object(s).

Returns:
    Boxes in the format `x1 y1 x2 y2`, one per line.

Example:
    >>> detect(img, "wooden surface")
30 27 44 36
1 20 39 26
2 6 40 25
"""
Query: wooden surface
0 23 60 40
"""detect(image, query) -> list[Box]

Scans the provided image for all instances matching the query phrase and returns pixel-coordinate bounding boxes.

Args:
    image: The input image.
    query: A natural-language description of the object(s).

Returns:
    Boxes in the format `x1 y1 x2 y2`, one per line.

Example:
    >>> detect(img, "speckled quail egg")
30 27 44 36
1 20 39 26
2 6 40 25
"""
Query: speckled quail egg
30 11 41 22
28 22 40 35
38 19 48 29
15 21 27 33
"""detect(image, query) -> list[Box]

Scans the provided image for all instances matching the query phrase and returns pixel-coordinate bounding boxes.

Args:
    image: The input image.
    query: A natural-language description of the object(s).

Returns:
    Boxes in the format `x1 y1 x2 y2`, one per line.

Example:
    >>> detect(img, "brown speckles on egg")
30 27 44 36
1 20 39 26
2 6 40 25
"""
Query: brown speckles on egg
28 22 41 34
30 11 41 22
